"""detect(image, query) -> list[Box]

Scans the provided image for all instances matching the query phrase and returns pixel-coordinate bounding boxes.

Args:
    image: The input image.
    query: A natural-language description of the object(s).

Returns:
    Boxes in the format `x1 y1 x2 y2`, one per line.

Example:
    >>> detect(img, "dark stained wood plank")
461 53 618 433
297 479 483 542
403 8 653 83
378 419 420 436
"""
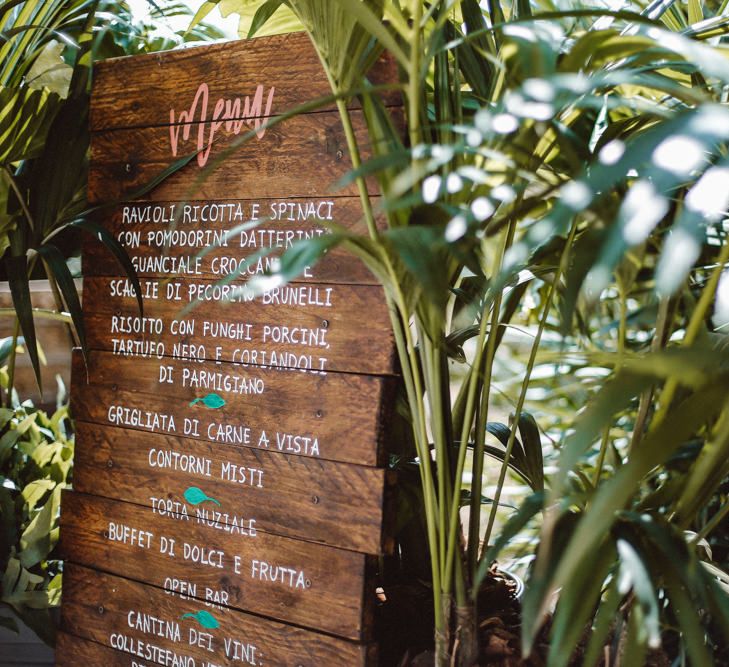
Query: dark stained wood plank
82 196 380 285
61 563 377 665
91 31 400 132
60 491 374 639
81 276 396 376
56 633 139 667
72 421 394 554
61 31 402 667
88 111 381 204
70 350 392 467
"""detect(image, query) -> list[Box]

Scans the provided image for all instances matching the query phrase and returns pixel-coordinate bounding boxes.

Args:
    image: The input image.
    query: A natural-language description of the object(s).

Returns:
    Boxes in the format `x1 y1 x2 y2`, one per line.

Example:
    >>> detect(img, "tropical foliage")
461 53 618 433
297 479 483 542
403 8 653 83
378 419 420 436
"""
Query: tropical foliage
0 0 128 404
193 0 729 664
0 337 73 645
0 0 223 644
4 0 728 662
0 0 221 406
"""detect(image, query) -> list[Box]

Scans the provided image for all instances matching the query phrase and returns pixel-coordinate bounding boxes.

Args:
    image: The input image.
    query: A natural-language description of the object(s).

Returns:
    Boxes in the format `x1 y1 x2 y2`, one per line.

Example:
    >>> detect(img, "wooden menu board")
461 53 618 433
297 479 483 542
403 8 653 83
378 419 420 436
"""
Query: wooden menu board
58 31 400 666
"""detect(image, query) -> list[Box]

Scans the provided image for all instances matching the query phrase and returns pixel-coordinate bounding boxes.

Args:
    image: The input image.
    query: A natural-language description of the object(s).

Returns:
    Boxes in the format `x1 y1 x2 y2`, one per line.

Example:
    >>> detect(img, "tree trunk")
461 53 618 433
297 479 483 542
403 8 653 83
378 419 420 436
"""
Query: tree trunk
456 603 479 666
434 594 452 666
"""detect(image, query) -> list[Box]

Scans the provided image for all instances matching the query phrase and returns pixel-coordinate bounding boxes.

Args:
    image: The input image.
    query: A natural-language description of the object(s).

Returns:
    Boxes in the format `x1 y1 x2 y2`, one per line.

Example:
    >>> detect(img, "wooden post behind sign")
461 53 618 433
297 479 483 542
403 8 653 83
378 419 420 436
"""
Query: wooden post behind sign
58 31 401 666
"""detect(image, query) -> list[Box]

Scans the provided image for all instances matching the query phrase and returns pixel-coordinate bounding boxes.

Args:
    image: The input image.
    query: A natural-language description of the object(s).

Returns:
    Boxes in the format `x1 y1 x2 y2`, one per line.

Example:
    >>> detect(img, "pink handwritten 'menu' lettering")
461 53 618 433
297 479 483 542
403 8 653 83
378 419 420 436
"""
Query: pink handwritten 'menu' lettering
169 82 276 167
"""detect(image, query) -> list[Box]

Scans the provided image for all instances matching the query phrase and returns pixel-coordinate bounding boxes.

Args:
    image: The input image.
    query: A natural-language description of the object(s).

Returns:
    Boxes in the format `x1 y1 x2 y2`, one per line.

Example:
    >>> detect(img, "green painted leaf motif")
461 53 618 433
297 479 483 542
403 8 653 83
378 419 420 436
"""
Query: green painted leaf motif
195 610 220 629
180 610 219 629
189 393 226 409
183 486 221 507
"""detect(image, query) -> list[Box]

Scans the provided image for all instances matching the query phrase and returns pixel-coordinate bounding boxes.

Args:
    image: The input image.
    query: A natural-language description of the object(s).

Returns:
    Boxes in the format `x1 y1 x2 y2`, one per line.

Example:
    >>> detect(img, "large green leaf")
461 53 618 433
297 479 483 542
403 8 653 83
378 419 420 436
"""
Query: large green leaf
547 541 617 667
62 218 144 318
619 514 724 664
482 413 544 492
22 1 98 238
25 40 72 97
19 484 61 569
247 0 286 37
474 492 544 591
582 578 623 667
0 84 60 163
188 0 302 39
385 223 453 311
37 243 86 360
252 231 345 287
673 411 729 524
5 254 41 392
615 538 661 648
26 90 89 237
524 382 729 649
500 98 729 300
449 0 496 101
0 0 67 86
285 0 390 92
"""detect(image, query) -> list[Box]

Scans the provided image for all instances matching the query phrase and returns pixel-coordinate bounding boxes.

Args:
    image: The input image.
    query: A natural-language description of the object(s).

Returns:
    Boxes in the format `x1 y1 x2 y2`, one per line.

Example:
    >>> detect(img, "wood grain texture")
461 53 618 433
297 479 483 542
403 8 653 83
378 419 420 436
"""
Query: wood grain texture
82 196 381 285
71 350 393 467
91 31 400 132
56 633 138 667
60 491 374 639
88 111 380 204
62 31 401 665
72 421 393 554
61 563 377 665
82 276 395 375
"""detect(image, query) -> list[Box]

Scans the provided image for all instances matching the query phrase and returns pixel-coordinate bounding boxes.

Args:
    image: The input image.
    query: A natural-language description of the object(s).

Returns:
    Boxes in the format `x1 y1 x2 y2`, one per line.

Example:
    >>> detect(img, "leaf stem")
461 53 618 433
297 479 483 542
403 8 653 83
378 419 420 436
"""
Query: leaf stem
480 220 578 558
41 260 79 348
409 0 424 176
595 286 628 483
618 286 628 366
2 165 34 234
468 219 517 574
334 98 379 239
5 318 20 408
424 334 449 580
629 296 672 452
593 428 611 487
5 254 38 405
692 502 729 544
652 240 729 429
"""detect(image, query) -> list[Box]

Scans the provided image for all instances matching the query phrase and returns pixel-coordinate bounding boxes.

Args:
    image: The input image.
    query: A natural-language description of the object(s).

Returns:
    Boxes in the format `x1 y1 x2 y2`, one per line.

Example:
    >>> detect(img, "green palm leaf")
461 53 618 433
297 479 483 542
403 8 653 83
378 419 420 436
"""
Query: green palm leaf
36 243 86 360
0 85 60 163
5 254 41 392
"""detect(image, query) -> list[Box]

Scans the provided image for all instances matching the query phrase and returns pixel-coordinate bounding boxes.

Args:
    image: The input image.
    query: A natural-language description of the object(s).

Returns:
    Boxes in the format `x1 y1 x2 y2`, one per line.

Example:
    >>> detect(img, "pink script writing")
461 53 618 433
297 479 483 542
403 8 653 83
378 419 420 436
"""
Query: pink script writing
169 82 276 168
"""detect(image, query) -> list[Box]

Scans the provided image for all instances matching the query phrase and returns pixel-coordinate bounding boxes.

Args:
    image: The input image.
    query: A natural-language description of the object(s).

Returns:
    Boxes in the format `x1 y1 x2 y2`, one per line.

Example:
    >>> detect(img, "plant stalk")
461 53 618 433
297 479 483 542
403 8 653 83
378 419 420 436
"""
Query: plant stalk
334 97 379 240
594 286 628 483
481 221 578 553
652 240 729 429
592 428 611 487
629 296 673 452
408 0 424 174
2 165 34 234
5 318 20 408
42 261 79 348
424 333 450 579
467 219 517 574
692 502 729 544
